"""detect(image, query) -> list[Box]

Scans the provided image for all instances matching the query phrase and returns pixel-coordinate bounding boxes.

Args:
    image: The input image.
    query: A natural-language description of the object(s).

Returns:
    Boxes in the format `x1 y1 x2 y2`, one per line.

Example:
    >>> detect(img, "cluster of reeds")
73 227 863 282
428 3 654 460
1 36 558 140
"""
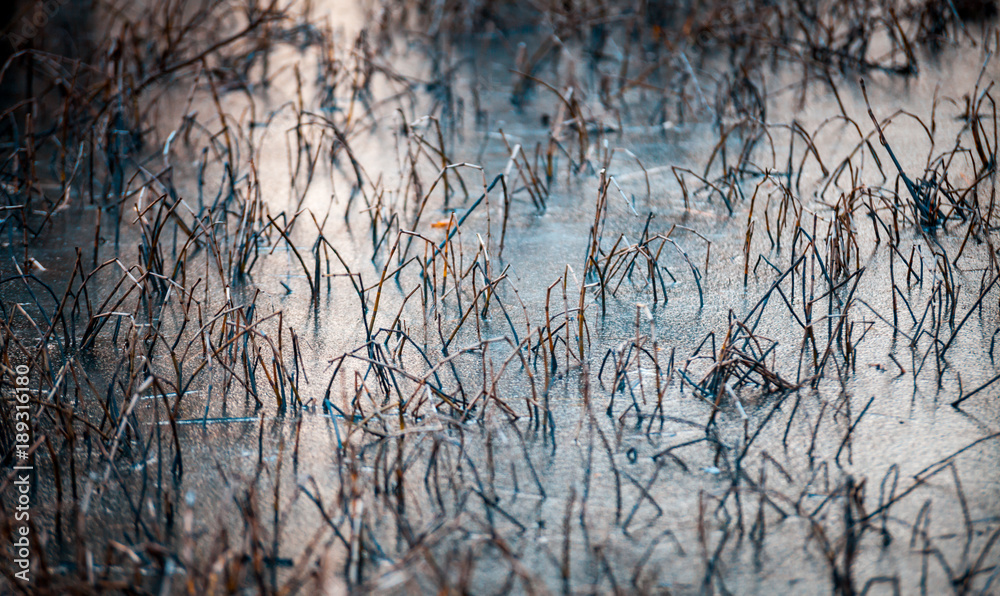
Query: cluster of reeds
0 0 998 593
0 0 388 591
